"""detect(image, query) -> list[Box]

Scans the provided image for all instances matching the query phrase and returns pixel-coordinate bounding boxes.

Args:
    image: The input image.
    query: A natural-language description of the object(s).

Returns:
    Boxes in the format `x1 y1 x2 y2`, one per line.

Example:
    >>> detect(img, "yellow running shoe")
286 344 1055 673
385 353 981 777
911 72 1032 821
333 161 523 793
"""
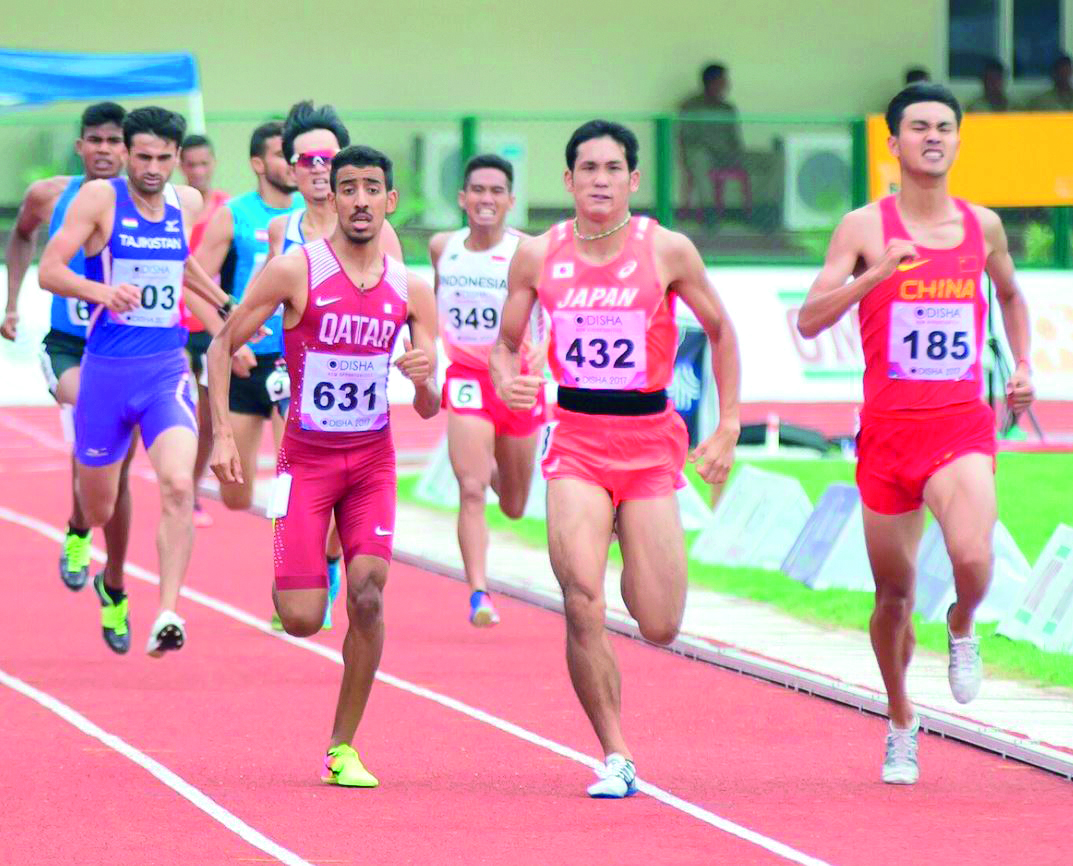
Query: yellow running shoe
322 744 378 788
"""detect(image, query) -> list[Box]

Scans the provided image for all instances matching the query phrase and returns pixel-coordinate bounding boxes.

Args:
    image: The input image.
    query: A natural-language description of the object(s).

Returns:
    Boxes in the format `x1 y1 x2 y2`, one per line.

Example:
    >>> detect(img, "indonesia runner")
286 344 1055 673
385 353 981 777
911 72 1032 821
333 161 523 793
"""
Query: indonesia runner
492 120 742 798
178 132 230 528
39 106 230 656
265 101 404 629
191 122 298 524
429 153 546 626
207 145 440 787
797 83 1035 785
2 101 139 606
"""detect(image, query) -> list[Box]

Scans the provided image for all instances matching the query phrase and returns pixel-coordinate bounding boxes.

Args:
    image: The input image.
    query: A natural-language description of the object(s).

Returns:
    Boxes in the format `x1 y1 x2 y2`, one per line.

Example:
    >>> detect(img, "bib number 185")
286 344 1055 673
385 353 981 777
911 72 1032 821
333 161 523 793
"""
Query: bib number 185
901 329 970 361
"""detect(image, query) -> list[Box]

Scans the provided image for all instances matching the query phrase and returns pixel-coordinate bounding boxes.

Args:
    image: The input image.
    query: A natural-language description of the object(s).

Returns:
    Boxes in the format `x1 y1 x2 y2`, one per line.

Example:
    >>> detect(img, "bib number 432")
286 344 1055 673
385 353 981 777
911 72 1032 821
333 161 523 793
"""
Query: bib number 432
564 337 635 369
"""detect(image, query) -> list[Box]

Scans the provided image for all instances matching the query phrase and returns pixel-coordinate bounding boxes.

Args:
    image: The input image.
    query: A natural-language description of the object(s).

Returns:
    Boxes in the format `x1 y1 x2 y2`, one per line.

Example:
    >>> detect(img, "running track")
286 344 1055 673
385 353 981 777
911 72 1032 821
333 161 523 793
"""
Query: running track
1 412 1069 866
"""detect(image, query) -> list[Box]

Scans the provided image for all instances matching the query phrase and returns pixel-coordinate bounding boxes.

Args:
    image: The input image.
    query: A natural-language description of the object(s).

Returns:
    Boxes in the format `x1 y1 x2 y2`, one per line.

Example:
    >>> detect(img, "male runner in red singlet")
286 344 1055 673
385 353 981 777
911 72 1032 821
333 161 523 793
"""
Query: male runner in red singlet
492 120 742 798
178 133 230 528
429 153 546 626
207 145 439 787
797 83 1034 785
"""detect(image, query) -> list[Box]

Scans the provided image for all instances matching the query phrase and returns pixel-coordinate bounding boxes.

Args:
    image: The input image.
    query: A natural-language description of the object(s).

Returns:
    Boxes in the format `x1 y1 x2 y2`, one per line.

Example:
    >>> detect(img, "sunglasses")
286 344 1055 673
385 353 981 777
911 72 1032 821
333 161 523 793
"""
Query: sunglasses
291 149 335 169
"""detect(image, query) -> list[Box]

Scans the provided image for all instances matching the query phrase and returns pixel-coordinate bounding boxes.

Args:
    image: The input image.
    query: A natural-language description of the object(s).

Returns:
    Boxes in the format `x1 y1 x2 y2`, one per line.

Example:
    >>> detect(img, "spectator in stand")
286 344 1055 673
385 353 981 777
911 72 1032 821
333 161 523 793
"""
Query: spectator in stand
966 59 1014 112
1027 54 1073 111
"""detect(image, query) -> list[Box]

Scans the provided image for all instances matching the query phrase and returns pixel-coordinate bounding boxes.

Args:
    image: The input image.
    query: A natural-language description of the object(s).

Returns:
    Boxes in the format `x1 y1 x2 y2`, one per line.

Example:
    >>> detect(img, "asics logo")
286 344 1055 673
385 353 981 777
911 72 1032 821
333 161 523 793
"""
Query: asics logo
315 296 342 307
897 259 930 272
374 526 392 537
617 260 638 279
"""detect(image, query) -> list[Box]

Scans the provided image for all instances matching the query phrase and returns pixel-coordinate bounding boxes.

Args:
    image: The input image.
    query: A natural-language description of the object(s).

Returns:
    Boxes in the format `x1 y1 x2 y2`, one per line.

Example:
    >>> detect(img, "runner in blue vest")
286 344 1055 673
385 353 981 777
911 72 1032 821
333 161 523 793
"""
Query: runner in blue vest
2 102 140 599
190 121 299 517
39 106 228 657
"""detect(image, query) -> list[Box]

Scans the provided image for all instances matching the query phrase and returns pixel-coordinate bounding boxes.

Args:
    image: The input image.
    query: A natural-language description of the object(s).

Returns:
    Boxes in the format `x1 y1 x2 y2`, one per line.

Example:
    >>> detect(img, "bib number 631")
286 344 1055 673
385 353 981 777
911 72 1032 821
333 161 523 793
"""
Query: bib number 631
312 380 378 412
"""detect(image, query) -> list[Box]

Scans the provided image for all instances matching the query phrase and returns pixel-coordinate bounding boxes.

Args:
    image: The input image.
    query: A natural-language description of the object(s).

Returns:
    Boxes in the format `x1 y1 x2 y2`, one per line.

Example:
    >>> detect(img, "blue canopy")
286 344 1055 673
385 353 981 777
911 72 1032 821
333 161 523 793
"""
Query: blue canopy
0 50 199 108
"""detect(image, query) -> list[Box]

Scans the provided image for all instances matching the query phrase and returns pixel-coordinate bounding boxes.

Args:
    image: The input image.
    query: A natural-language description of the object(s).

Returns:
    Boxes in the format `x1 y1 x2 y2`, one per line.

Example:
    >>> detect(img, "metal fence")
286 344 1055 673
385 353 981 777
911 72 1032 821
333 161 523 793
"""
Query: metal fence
2 109 1070 268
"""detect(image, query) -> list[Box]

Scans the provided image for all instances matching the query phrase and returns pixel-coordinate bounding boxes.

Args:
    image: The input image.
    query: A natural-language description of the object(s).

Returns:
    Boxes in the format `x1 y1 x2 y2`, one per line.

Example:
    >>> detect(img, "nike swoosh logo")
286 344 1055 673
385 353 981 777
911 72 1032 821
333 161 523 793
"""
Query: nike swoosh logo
315 296 342 307
897 259 930 272
374 526 392 537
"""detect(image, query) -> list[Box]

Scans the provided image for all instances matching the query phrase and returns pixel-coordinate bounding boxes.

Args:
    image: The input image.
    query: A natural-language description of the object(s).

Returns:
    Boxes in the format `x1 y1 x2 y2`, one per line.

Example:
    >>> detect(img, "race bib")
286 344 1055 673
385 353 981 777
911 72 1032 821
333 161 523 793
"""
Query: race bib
443 288 503 346
888 302 977 381
66 297 91 325
551 308 647 390
265 362 291 403
299 351 388 433
448 377 483 410
108 258 184 328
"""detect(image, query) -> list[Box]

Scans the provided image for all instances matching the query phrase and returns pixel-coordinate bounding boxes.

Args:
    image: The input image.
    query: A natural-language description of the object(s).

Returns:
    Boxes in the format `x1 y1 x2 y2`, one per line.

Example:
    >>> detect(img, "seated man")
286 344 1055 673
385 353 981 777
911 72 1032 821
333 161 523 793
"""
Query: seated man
677 63 747 216
966 59 1013 113
1027 54 1073 110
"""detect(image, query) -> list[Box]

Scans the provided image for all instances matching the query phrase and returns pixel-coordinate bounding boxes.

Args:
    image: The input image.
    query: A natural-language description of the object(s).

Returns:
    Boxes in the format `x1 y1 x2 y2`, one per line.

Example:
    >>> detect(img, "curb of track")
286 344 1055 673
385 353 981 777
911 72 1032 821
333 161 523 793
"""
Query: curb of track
393 549 1073 782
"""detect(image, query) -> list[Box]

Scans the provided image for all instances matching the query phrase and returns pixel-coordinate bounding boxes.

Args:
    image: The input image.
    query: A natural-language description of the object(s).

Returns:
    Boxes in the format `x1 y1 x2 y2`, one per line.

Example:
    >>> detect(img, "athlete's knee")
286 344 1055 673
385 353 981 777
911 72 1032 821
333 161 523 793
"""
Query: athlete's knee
220 482 254 512
278 609 323 637
81 497 116 528
457 474 488 508
562 584 605 636
498 489 527 520
346 578 383 630
158 470 194 513
638 618 679 646
947 536 993 581
873 582 914 624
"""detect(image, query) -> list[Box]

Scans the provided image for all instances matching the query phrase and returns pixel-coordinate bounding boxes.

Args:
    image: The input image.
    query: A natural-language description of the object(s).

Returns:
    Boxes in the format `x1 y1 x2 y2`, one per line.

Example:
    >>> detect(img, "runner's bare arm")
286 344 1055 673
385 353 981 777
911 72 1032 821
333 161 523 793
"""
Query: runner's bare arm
193 204 235 281
428 231 450 295
2 178 64 339
491 236 544 408
183 289 225 337
381 219 404 262
176 185 229 308
207 253 305 484
980 208 1035 413
660 229 741 484
265 214 287 264
38 180 139 312
797 209 915 338
398 273 440 419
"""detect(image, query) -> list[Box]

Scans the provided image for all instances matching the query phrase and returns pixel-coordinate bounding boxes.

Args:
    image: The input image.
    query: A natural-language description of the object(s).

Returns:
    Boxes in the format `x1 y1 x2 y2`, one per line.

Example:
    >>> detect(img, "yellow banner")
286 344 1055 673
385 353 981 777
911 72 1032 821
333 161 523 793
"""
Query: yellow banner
867 113 1073 206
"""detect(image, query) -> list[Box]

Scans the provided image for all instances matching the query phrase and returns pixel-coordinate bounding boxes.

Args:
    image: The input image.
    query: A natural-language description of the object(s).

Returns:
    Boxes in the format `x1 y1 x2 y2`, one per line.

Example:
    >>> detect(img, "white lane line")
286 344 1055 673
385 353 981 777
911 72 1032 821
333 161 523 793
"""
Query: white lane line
0 505 833 866
0 667 312 866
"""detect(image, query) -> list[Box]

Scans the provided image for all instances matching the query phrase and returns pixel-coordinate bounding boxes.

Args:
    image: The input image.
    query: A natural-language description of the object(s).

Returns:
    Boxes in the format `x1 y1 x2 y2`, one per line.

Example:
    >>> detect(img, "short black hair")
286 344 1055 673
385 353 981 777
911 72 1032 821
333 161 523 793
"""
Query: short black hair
1054 53 1073 71
885 83 962 135
281 101 350 162
249 121 284 158
80 101 125 136
565 119 639 172
702 64 727 85
463 153 513 190
330 145 394 192
983 57 1005 76
181 134 212 153
122 106 186 150
904 67 930 84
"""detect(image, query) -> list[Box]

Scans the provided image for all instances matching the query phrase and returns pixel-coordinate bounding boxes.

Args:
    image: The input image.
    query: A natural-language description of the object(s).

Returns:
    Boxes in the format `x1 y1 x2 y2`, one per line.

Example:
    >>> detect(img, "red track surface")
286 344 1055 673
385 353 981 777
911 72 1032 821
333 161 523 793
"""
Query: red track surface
1 411 1070 866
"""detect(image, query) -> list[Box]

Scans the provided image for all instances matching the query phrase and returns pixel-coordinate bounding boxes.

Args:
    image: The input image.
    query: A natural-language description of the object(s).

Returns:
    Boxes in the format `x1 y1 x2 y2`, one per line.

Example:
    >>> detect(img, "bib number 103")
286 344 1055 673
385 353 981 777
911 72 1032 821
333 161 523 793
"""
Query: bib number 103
901 329 970 361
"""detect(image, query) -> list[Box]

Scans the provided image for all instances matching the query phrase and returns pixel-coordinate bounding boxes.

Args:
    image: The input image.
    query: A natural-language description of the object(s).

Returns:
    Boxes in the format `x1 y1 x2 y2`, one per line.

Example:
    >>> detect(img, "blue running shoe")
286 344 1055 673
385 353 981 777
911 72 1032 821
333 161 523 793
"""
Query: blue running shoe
469 590 500 627
324 557 342 630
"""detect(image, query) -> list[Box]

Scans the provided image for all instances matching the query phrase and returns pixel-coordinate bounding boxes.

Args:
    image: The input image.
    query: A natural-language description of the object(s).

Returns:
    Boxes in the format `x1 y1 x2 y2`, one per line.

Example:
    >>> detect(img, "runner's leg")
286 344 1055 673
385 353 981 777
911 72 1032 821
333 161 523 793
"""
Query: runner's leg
923 453 996 636
448 411 496 592
492 429 539 520
100 439 137 592
862 506 926 728
219 411 264 511
547 478 625 757
616 494 688 645
145 426 196 612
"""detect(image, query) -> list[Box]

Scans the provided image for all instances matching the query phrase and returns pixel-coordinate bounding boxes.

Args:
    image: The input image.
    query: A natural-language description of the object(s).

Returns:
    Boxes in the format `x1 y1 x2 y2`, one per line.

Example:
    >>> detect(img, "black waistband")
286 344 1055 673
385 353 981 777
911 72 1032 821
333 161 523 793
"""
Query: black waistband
556 387 667 416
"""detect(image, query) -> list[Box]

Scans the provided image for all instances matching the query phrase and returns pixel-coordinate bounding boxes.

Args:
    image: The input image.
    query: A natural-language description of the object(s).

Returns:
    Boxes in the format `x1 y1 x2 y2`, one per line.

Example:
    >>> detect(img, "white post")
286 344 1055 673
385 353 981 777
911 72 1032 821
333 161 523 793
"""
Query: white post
186 90 206 133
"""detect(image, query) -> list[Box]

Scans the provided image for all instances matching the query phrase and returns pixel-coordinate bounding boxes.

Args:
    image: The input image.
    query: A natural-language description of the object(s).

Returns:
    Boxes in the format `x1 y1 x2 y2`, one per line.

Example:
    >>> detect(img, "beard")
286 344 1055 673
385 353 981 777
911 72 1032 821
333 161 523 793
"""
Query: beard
265 172 298 195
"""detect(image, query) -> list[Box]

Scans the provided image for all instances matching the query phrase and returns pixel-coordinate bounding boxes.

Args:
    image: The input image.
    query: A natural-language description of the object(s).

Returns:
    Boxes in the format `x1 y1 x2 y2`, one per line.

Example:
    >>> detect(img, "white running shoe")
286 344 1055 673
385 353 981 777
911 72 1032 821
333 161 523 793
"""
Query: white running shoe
882 717 920 785
146 610 186 657
947 604 982 704
586 753 637 799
